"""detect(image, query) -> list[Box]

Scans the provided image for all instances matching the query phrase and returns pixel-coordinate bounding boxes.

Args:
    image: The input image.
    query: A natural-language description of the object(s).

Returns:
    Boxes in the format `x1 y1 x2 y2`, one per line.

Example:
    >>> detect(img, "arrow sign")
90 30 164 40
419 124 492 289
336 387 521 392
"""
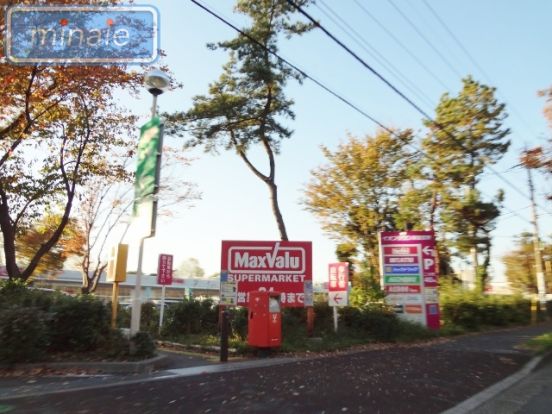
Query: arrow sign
422 246 434 256
329 291 348 307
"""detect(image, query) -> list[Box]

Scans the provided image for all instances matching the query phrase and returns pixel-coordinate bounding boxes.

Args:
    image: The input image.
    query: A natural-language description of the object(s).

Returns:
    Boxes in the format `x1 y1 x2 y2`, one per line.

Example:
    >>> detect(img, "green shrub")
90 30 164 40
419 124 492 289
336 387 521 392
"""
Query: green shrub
396 319 436 342
140 302 160 335
130 332 156 359
0 282 66 312
0 306 50 363
49 296 110 352
339 304 400 341
162 298 218 337
98 329 131 359
440 282 531 331
312 302 334 336
229 306 248 340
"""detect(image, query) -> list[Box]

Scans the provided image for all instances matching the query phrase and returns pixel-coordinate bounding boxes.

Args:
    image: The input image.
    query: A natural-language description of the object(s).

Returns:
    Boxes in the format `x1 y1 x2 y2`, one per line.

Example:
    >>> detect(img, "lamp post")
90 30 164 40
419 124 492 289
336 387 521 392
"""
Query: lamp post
130 69 170 335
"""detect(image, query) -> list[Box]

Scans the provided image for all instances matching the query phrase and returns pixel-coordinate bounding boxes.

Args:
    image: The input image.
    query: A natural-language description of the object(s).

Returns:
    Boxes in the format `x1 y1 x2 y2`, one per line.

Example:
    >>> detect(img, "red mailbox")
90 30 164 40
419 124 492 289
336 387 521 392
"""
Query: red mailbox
247 291 282 348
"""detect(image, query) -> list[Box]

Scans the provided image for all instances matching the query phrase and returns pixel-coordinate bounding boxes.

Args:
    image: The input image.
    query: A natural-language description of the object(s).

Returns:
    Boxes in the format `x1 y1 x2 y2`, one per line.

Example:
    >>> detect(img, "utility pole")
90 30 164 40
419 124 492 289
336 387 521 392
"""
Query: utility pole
523 150 547 311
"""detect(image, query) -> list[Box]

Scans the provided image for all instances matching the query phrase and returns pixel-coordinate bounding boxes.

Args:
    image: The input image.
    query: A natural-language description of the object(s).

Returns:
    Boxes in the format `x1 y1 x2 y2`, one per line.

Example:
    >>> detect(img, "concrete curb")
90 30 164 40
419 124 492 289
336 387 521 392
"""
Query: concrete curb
0 354 167 375
0 357 298 402
156 340 238 354
441 352 551 414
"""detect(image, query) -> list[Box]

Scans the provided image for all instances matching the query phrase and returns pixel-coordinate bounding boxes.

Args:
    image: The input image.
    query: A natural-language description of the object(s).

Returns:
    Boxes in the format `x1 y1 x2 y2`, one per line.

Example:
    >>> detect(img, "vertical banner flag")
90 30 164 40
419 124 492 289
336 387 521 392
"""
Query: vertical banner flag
220 241 312 308
133 116 163 237
379 231 440 330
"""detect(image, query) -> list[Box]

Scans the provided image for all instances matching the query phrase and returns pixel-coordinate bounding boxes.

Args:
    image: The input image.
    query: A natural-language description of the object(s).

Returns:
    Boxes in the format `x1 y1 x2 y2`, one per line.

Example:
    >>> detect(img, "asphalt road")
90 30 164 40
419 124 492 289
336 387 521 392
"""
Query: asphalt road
1 322 551 414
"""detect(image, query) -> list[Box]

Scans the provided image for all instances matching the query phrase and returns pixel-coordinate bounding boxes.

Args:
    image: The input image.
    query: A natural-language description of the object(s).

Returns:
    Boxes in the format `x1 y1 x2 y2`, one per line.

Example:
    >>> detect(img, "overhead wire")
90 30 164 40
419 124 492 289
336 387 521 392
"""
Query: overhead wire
316 0 436 111
351 0 450 93
420 0 540 139
386 0 463 79
285 0 552 217
189 0 533 225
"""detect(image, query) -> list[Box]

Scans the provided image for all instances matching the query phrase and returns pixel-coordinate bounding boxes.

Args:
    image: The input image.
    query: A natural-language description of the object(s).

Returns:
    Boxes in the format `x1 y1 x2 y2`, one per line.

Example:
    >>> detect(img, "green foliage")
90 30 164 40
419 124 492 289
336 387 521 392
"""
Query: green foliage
338 305 400 341
0 306 50 363
440 282 530 330
98 329 131 359
0 284 157 362
526 333 552 354
162 298 219 337
130 332 156 359
166 0 314 240
304 130 416 278
139 302 160 335
503 232 552 294
49 295 111 352
228 306 248 340
422 76 510 287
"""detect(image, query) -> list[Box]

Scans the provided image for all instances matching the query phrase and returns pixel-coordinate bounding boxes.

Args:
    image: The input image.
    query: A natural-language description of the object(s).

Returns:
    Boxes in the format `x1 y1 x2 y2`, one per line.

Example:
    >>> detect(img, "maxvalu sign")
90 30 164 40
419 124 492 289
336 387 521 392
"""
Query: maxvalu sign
221 241 312 307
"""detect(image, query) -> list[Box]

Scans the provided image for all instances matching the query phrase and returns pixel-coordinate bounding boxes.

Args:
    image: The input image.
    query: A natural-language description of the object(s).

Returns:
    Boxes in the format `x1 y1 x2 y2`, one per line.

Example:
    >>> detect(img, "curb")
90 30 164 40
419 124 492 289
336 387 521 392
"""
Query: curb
441 351 551 414
156 340 238 355
0 354 167 375
0 357 298 402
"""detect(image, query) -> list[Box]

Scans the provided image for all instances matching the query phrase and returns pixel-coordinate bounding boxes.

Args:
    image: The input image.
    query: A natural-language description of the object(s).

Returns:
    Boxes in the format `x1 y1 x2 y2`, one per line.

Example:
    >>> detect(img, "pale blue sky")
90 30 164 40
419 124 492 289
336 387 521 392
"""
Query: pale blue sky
121 0 552 284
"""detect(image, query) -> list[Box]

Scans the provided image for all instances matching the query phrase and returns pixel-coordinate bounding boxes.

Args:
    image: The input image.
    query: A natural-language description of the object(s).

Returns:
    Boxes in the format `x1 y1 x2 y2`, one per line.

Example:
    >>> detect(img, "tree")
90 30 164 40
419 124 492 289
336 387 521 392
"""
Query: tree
166 0 314 241
76 143 199 294
422 76 510 289
176 257 205 278
17 214 85 278
503 232 552 293
304 129 416 284
1 1 142 281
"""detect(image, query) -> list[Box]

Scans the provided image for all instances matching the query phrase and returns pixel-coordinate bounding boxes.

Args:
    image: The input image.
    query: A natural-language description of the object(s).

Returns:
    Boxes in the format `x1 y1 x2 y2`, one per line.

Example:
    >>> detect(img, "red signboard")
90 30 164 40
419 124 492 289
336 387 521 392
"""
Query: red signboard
157 254 173 285
328 262 349 292
383 246 418 256
385 285 421 294
380 231 440 330
221 240 312 307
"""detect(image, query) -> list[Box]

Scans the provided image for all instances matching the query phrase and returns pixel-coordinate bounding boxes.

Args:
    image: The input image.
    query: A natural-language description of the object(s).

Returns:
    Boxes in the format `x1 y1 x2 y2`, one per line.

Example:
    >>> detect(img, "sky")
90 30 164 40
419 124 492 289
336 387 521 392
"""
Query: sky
117 0 552 285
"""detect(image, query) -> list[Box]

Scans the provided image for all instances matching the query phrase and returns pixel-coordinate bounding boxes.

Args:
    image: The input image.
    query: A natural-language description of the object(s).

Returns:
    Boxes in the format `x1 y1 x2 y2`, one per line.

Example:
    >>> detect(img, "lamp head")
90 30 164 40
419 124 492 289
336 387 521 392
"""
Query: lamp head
144 69 170 96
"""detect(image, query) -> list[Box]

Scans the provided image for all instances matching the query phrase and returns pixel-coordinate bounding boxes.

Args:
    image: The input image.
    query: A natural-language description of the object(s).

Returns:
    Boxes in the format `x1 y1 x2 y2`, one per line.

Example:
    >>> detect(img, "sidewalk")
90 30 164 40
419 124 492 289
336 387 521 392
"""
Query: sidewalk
456 354 552 414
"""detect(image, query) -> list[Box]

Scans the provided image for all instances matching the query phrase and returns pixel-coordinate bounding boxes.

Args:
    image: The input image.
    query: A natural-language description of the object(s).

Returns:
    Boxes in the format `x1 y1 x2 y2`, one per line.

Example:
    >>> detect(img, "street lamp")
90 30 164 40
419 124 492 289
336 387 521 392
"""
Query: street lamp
130 69 170 335
144 69 170 117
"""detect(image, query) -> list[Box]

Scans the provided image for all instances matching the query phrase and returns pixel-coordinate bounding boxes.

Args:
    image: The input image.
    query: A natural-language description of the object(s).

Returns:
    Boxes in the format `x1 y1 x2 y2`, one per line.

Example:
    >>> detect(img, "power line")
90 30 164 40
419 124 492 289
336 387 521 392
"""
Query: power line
189 0 533 226
421 0 540 139
187 0 421 155
285 0 552 217
352 0 450 92
316 0 436 111
386 0 462 79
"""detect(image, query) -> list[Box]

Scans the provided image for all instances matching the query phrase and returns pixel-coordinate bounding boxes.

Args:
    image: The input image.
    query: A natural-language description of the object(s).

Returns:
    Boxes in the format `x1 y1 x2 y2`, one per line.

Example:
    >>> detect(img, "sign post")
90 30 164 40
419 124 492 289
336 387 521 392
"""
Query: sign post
379 231 440 329
328 262 349 332
157 253 173 334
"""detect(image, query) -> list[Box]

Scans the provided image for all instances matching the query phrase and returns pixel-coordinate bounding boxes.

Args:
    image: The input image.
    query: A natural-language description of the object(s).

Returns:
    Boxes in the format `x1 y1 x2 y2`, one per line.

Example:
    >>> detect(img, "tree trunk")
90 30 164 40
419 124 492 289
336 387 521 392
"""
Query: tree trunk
470 245 478 290
266 180 288 241
0 188 21 280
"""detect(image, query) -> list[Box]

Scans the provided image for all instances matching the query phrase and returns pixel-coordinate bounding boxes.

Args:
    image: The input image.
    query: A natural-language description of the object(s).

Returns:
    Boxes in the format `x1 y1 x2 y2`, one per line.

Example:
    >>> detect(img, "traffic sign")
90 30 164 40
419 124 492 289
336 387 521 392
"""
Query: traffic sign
329 291 348 307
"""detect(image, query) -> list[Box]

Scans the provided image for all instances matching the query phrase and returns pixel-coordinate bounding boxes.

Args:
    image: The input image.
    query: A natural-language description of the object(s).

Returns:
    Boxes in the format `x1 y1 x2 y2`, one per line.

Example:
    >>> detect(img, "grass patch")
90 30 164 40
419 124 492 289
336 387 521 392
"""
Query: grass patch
525 333 552 354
